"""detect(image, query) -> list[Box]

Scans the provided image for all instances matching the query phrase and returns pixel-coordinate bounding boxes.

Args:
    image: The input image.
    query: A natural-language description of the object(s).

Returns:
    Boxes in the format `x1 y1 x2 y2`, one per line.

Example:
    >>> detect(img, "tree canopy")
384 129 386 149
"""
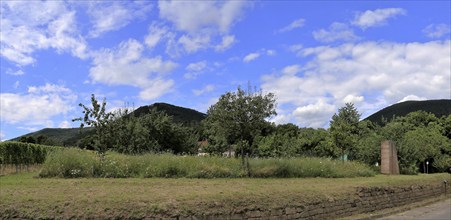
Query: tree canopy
203 86 276 157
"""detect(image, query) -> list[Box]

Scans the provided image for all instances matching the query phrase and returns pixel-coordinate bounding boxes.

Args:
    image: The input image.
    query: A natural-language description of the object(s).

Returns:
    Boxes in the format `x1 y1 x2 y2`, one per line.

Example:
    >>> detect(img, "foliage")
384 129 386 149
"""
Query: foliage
108 108 198 154
0 141 61 168
203 86 276 158
39 149 375 178
329 103 361 161
73 95 198 155
73 94 114 154
375 110 451 173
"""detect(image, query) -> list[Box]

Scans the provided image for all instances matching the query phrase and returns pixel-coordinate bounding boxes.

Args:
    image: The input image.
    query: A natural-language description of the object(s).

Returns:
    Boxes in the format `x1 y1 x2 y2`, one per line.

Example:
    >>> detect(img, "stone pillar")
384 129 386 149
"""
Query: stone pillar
380 140 399 175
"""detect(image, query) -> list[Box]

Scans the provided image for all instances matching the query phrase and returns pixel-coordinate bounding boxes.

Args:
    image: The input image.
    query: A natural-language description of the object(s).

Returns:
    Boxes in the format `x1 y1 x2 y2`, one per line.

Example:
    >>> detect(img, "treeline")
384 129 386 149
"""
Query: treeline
73 90 450 174
0 142 61 172
227 111 450 174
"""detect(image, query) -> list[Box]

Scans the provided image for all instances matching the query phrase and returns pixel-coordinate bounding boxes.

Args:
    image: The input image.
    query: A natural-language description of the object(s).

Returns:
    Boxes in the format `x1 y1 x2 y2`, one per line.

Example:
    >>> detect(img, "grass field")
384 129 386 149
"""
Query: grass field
0 172 449 219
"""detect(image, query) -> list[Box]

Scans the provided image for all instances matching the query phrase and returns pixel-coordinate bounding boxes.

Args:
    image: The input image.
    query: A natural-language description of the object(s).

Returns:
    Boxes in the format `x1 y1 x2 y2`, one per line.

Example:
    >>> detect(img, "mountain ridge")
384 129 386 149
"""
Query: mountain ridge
10 102 206 146
364 99 451 125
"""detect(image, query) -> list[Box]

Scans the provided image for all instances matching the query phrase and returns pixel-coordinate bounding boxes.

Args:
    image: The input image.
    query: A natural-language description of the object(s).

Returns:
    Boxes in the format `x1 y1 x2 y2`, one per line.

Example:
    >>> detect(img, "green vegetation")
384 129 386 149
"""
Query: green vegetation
330 103 361 161
133 102 206 126
73 94 198 154
1 172 448 219
11 127 94 146
202 86 276 161
7 89 451 177
0 142 61 173
39 149 375 178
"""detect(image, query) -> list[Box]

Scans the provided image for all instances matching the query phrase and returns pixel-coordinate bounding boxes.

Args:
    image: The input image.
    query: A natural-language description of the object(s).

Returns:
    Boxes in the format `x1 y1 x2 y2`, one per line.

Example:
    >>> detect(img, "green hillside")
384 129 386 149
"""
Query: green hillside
11 103 206 146
365 99 451 125
10 127 94 146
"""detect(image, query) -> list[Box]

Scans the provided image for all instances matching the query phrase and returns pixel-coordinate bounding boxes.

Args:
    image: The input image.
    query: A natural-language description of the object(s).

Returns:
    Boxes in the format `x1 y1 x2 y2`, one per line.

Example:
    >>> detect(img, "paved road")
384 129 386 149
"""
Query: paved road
378 199 450 220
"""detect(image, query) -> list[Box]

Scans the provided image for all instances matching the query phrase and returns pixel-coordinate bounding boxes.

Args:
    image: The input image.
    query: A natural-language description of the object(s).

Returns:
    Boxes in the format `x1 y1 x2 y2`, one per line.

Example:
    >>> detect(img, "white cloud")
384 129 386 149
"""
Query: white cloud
0 131 5 141
0 84 76 126
193 84 215 96
266 50 276 56
144 23 169 49
215 35 236 51
184 61 208 79
288 44 303 56
423 24 451 38
158 1 248 34
139 79 174 100
28 83 71 94
269 114 293 125
13 81 20 89
262 40 450 127
313 22 359 43
397 95 426 103
282 65 301 75
343 94 364 104
87 1 152 38
6 69 24 76
59 120 71 128
293 100 336 128
157 1 248 56
352 8 406 29
90 39 177 100
277 18 305 33
178 35 211 53
243 52 261 63
1 1 88 65
186 61 207 72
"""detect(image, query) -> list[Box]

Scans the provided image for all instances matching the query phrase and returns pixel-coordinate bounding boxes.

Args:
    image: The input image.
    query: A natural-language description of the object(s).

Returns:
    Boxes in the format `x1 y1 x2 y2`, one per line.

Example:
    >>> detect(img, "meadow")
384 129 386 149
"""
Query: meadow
1 172 449 219
1 142 449 218
38 148 375 178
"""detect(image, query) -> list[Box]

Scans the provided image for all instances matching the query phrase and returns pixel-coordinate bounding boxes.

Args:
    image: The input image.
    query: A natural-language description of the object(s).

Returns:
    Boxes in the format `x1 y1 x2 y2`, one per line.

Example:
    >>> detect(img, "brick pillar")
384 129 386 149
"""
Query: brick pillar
381 140 399 175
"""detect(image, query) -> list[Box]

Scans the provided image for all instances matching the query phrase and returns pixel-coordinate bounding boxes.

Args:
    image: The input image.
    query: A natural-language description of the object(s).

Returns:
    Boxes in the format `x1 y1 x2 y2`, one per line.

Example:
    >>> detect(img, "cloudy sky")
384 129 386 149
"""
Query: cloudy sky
1 1 450 140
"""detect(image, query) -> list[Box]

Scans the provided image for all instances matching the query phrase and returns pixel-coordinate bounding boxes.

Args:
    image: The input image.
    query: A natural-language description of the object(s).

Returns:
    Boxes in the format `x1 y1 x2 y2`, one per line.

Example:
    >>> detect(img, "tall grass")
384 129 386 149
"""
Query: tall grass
39 149 376 178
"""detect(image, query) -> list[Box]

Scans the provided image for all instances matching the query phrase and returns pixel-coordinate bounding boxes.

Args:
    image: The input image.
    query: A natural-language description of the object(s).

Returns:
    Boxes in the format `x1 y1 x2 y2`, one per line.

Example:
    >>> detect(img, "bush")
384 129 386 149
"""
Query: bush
249 157 375 178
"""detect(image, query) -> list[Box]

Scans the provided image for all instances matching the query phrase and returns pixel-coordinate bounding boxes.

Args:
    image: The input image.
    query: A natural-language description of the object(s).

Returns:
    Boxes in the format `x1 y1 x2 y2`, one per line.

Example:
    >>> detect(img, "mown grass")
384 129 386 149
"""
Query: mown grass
39 148 375 178
0 172 449 219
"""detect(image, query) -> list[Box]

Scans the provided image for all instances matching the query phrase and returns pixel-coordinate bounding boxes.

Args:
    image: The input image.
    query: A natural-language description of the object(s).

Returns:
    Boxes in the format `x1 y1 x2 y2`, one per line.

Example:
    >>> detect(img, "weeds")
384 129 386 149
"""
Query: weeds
39 149 376 178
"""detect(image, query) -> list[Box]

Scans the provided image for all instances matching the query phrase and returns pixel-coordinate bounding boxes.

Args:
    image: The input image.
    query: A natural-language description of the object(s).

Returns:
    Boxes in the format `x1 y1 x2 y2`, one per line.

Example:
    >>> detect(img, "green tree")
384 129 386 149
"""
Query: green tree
400 127 449 173
329 103 361 161
73 94 114 155
204 86 276 161
353 120 383 165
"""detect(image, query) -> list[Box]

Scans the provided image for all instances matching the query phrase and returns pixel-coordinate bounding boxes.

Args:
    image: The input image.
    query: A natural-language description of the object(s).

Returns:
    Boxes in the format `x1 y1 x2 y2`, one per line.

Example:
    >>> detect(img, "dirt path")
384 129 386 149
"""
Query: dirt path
378 199 450 220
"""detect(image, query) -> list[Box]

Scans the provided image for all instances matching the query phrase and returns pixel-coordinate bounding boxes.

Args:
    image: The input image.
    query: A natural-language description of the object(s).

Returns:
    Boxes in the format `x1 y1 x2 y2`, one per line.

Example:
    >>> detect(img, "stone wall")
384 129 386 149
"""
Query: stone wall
183 182 449 219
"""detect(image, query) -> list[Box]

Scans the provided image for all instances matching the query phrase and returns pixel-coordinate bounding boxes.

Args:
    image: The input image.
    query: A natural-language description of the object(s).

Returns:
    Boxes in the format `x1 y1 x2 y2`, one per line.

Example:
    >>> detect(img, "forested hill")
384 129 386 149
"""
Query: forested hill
132 102 206 125
364 99 451 125
10 103 206 145
10 127 94 146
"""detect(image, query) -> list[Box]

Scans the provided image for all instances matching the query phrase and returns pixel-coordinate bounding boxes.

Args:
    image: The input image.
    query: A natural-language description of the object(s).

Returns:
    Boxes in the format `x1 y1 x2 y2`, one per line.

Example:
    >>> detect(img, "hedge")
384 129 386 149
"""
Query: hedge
0 141 61 167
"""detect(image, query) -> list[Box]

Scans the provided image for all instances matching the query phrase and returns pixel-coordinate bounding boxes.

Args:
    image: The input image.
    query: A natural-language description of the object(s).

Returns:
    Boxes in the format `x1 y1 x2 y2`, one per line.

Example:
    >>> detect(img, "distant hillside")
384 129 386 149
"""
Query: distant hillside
132 102 206 126
365 99 451 125
11 103 206 146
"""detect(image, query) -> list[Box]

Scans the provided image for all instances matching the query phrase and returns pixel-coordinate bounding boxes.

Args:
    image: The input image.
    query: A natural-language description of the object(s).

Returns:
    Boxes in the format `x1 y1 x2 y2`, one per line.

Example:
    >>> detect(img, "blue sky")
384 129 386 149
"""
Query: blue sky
1 1 450 141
